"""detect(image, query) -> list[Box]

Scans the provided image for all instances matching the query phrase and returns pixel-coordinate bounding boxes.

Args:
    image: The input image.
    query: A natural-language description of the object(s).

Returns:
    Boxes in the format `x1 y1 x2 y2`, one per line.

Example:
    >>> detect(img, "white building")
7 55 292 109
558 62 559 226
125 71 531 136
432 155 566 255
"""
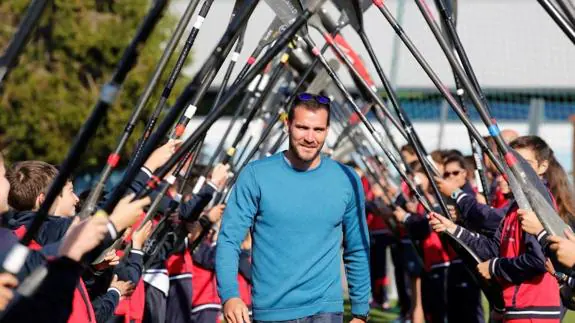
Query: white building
171 0 575 89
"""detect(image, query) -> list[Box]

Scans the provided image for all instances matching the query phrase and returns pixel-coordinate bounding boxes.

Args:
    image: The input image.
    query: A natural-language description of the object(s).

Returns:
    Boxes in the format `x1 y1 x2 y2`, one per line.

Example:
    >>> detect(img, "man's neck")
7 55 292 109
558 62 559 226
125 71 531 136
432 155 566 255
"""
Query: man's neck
284 150 321 171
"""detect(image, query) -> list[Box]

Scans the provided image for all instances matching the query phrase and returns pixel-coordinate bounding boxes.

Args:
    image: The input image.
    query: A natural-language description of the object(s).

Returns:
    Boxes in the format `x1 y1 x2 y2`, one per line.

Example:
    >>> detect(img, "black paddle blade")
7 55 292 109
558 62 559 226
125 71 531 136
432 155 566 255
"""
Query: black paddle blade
265 0 309 36
302 0 330 13
231 0 249 19
331 0 366 32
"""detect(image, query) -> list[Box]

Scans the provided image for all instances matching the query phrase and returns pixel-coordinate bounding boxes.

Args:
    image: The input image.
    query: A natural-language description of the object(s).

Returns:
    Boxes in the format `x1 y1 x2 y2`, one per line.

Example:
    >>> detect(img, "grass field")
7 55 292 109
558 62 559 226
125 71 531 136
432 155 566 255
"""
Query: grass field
343 298 575 322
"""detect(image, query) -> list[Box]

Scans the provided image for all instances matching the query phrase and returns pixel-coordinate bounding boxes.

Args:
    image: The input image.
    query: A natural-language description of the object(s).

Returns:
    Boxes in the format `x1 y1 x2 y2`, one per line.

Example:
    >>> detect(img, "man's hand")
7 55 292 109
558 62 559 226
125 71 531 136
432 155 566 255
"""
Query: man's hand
434 176 458 197
429 212 457 235
548 229 575 268
110 275 135 298
0 273 18 311
223 297 250 323
350 318 367 323
132 220 153 250
210 163 231 190
477 260 492 280
517 209 544 236
143 140 182 172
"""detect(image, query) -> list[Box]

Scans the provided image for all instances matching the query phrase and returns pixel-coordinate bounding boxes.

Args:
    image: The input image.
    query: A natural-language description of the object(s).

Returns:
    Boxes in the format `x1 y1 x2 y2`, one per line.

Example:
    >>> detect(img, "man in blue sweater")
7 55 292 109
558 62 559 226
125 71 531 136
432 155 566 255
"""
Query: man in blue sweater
216 93 371 323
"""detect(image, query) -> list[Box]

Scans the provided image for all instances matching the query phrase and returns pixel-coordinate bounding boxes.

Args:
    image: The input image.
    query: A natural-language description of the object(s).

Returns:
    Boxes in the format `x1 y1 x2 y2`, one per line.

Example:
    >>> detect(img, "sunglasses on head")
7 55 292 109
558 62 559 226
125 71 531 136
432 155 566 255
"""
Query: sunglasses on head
443 170 462 178
297 92 331 105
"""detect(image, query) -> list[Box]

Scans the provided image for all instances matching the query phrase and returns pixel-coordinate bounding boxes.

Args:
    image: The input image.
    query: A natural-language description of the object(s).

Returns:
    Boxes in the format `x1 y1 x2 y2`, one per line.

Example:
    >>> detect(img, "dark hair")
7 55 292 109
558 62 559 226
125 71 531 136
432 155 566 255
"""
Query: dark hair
463 155 476 171
288 94 331 125
409 160 424 174
8 160 58 211
545 155 575 225
463 155 477 181
443 149 463 159
430 150 445 165
510 135 553 164
511 136 575 225
443 154 467 171
401 144 415 155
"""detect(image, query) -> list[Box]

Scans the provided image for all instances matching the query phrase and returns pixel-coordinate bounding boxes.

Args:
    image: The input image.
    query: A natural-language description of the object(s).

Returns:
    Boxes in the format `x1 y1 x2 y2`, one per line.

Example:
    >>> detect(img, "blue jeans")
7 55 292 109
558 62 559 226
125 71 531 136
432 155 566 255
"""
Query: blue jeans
254 312 343 323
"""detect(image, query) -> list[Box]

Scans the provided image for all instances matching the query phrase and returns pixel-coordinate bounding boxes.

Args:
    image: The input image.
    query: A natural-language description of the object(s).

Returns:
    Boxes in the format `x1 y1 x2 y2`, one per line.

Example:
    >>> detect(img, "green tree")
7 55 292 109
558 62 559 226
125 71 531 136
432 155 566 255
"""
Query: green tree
0 0 191 171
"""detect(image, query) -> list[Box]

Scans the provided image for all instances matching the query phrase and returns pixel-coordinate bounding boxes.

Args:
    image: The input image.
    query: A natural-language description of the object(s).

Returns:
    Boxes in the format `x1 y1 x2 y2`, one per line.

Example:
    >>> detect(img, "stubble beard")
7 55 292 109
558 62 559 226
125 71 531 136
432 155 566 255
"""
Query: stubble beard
288 138 324 163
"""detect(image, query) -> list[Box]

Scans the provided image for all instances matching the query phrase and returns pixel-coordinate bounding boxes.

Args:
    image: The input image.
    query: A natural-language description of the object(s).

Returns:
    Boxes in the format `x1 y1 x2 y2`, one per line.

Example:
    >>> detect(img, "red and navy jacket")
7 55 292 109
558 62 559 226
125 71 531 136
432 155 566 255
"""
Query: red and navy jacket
452 182 505 238
4 210 71 248
489 176 511 209
191 241 221 311
1 256 86 323
136 166 217 222
6 215 99 323
0 227 82 323
361 177 389 234
453 204 561 321
403 203 457 272
114 248 146 323
192 241 252 310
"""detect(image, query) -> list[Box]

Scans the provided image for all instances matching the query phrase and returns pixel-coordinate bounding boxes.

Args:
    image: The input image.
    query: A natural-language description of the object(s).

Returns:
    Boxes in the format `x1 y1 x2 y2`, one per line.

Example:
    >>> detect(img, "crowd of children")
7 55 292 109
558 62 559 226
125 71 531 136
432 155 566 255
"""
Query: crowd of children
0 129 575 323
359 131 575 323
0 140 252 323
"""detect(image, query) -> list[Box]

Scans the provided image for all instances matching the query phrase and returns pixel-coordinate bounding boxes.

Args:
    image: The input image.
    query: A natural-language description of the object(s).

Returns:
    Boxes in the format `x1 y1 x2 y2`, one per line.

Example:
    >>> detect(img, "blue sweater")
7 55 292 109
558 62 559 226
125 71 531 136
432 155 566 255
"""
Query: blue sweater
216 153 371 321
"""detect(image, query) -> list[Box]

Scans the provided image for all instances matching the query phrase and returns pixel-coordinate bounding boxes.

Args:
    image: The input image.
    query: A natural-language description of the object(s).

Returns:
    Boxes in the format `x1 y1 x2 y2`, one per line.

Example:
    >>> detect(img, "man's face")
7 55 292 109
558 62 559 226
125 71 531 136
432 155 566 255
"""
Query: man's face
443 161 467 188
54 181 79 217
0 161 10 214
287 106 329 163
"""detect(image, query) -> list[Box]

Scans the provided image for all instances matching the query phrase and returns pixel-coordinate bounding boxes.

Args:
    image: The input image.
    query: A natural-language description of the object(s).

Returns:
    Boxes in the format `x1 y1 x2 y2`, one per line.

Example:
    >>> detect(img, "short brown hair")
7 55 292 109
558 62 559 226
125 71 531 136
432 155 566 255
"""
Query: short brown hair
8 161 58 211
288 94 331 125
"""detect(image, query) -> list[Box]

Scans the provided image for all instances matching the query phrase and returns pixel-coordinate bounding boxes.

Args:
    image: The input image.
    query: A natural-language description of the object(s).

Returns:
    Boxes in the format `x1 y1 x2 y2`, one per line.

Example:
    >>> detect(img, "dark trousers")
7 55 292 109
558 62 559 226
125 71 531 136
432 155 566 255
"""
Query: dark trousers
166 276 193 323
190 308 220 323
254 312 343 323
422 263 484 323
143 283 167 323
390 242 412 317
422 266 449 323
370 233 392 305
447 262 484 323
